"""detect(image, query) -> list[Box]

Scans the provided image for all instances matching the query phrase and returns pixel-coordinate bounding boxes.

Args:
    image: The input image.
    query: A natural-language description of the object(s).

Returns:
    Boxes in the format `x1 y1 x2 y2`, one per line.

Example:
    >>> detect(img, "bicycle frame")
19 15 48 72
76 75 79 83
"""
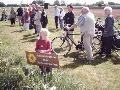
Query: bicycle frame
64 31 80 47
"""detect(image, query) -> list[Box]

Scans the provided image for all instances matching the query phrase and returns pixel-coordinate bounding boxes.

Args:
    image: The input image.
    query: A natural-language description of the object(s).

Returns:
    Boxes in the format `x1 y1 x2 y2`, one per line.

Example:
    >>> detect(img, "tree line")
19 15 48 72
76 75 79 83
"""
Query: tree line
0 0 120 7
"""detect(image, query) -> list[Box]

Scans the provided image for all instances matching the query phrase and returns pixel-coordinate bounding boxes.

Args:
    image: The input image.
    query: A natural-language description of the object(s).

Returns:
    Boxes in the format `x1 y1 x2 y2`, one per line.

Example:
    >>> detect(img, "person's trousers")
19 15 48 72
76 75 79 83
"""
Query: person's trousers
10 18 15 25
67 31 74 46
59 19 64 29
23 23 29 30
42 23 47 28
100 36 113 55
82 33 94 60
55 16 59 29
36 25 41 34
18 16 22 26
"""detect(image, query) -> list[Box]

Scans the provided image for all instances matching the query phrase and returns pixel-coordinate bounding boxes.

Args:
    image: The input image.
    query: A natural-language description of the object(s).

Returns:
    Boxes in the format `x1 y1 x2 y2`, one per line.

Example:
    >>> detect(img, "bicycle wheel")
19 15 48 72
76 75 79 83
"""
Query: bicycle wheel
92 36 101 52
52 36 71 55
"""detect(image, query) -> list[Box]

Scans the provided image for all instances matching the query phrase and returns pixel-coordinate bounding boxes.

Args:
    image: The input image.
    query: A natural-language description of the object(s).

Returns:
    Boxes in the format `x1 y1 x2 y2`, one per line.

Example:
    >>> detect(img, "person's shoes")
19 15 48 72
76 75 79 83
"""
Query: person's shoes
106 54 112 58
87 59 94 64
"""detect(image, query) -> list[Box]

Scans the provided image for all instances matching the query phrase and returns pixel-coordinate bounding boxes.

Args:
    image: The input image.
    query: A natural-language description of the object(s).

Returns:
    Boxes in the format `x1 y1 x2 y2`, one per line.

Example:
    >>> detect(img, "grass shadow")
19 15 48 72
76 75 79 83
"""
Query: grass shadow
49 28 61 32
22 38 38 43
62 52 113 69
110 55 120 64
20 33 38 43
21 34 37 40
91 55 109 66
62 52 89 69
11 30 25 33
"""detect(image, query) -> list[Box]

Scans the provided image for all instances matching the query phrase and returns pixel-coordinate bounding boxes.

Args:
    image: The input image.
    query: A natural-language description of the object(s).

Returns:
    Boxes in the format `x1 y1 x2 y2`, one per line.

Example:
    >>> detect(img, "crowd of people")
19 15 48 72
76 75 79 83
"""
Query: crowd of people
0 4 116 74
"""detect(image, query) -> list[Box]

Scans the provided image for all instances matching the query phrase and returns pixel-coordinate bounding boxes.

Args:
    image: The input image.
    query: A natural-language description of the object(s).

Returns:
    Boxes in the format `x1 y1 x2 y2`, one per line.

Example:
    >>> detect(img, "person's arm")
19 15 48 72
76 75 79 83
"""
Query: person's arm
63 13 67 25
71 12 74 25
66 15 85 30
44 40 52 53
75 15 85 27
35 40 39 52
66 24 77 30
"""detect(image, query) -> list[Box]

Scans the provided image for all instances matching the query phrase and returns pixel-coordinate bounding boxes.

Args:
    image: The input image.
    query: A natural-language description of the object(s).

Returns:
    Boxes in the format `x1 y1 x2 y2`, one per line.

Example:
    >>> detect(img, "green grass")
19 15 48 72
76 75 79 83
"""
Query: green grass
0 11 120 90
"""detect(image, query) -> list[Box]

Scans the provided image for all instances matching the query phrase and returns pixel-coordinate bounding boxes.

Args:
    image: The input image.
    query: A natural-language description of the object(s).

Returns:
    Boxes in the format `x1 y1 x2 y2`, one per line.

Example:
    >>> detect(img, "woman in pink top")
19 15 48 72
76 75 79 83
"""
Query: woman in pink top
35 28 52 75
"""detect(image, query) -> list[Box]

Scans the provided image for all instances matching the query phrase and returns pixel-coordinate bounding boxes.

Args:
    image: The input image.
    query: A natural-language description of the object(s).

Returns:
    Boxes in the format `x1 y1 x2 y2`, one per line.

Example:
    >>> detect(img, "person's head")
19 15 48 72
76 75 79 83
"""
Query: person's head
81 7 90 15
54 5 58 9
11 7 14 10
39 28 50 40
28 6 32 11
32 4 35 8
60 7 64 12
104 6 112 16
19 5 22 8
41 6 44 11
36 5 41 11
24 8 28 12
67 4 73 12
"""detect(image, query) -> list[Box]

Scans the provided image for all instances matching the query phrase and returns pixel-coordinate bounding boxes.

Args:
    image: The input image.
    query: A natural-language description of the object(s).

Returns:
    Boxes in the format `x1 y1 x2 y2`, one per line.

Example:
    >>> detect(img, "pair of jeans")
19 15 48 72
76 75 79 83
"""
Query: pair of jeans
55 16 59 29
100 36 114 55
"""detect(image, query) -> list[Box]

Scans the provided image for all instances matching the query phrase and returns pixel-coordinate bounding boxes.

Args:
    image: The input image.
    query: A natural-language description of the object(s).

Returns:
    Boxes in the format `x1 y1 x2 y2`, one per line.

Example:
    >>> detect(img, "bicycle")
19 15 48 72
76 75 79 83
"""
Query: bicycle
52 26 100 56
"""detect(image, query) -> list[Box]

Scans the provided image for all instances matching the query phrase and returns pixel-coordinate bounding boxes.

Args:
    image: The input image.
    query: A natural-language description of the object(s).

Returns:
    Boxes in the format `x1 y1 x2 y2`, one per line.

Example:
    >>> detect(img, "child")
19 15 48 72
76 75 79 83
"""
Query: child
35 28 52 75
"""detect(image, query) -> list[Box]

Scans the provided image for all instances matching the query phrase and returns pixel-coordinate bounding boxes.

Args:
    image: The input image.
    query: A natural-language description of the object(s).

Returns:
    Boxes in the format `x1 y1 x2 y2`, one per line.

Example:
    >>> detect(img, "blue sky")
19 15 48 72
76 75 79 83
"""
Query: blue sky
0 0 120 5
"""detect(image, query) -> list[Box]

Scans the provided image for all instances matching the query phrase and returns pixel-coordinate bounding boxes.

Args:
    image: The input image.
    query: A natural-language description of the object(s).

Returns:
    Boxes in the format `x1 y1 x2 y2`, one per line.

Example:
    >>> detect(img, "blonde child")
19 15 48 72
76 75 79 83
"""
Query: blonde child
35 28 52 75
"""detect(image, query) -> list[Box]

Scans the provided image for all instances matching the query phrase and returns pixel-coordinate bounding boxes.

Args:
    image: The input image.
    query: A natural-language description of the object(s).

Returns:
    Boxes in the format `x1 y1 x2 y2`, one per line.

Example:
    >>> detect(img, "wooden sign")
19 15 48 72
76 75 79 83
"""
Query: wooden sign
25 51 59 68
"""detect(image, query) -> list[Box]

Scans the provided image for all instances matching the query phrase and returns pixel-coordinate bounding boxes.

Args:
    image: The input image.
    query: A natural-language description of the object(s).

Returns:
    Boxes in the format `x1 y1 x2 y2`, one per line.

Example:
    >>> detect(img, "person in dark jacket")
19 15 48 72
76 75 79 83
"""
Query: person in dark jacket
40 6 48 28
64 4 75 46
17 5 23 26
100 6 115 58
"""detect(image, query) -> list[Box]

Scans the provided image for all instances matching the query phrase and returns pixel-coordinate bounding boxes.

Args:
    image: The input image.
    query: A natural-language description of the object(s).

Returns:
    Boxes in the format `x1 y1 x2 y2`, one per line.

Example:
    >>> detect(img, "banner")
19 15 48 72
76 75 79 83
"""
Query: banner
25 51 59 68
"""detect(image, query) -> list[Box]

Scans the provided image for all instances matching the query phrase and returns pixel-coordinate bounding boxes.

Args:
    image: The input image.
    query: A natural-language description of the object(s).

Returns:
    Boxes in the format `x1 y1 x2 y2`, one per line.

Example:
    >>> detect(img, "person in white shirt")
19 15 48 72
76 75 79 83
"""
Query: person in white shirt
59 7 65 29
54 5 60 29
66 7 95 63
34 5 42 35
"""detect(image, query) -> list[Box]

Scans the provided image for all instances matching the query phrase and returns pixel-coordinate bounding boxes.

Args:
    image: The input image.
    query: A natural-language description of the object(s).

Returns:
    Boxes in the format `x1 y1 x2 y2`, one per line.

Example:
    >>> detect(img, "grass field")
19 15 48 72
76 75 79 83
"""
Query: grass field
0 7 120 90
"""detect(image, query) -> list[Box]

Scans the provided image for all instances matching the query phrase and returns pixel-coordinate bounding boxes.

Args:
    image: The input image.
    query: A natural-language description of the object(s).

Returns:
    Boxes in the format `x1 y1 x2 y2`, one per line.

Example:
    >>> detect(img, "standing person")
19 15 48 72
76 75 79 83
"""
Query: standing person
99 6 115 58
54 5 60 29
66 7 95 63
17 5 23 26
64 5 75 46
35 28 52 75
9 7 16 27
40 6 48 28
30 4 37 33
59 7 65 29
0 8 7 21
22 8 30 30
34 5 42 35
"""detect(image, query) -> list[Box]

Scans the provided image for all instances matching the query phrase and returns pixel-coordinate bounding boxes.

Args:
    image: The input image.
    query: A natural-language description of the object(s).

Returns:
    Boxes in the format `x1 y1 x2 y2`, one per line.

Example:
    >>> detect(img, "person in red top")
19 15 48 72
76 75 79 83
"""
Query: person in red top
35 28 52 75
